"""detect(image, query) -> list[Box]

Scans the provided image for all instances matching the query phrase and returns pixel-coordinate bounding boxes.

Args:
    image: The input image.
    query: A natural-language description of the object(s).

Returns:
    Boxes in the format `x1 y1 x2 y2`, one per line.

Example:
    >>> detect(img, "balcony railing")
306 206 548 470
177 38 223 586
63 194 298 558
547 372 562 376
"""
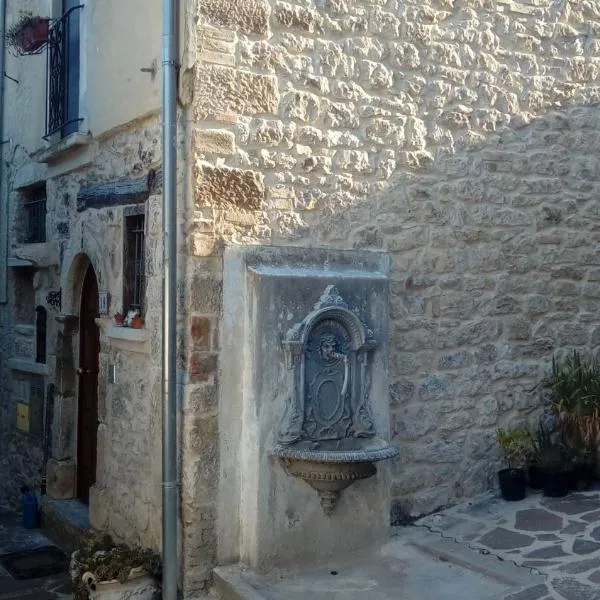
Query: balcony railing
45 5 83 139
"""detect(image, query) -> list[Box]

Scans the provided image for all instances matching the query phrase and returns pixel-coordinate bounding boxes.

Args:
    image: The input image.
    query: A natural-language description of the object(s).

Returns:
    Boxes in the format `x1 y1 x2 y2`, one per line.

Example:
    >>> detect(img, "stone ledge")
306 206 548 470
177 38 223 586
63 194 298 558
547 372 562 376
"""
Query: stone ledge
36 132 91 164
105 325 149 343
13 162 48 190
8 242 60 268
7 358 48 375
96 320 150 354
14 325 35 337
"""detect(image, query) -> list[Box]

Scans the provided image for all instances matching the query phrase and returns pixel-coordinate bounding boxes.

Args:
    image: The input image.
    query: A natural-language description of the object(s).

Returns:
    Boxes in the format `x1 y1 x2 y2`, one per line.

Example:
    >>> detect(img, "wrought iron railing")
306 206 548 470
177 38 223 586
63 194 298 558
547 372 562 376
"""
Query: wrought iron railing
45 5 83 139
24 192 46 244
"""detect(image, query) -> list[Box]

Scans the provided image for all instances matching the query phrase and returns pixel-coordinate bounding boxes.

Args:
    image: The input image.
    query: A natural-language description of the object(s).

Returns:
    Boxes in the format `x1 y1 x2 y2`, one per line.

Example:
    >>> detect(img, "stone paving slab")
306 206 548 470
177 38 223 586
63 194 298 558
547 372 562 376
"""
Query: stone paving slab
215 527 545 600
0 507 71 599
415 487 600 599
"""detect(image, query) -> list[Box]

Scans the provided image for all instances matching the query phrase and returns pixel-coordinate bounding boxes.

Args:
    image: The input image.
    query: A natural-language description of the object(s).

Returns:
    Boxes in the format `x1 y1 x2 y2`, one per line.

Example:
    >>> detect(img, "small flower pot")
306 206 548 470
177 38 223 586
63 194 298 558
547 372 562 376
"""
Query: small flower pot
528 464 544 489
113 313 126 326
542 469 570 498
569 464 596 491
130 315 144 329
498 468 526 501
83 567 159 600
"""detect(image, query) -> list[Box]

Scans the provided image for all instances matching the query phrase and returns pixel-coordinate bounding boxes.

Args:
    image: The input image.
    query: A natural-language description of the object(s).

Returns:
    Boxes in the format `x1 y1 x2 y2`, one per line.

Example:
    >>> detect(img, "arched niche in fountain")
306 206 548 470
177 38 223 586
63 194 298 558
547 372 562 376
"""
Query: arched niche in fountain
273 286 397 514
278 287 377 445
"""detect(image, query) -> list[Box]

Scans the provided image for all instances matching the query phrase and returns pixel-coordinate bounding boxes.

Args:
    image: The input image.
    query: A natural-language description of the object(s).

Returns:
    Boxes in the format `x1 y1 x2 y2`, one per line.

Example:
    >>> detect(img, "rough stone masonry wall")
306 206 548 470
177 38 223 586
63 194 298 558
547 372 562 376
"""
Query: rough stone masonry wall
187 0 600 577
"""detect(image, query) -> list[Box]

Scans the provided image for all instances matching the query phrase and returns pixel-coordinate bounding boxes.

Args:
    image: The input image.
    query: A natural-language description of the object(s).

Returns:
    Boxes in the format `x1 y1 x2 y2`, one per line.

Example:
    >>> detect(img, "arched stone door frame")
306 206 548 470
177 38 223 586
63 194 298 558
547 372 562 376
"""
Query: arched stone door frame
46 221 110 501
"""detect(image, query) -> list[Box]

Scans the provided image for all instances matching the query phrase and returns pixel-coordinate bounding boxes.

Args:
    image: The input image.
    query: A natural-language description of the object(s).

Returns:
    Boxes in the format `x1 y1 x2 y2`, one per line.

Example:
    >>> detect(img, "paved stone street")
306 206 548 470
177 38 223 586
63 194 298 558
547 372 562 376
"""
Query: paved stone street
416 486 600 600
0 507 71 600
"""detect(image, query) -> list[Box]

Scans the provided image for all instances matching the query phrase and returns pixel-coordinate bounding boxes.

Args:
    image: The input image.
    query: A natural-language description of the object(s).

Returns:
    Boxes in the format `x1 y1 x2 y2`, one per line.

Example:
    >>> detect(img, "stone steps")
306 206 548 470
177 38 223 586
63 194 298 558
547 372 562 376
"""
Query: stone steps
40 497 91 556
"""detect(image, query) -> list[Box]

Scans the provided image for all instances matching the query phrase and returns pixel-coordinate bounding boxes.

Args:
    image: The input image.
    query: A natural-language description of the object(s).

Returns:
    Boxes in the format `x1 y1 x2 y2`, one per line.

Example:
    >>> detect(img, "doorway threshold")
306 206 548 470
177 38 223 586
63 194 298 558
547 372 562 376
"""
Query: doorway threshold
40 497 91 555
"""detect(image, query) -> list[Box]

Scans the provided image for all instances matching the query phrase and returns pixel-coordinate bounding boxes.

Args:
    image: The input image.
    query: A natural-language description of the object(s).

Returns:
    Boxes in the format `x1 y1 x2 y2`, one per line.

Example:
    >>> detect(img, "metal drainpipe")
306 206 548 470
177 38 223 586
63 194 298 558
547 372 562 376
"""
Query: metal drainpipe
162 0 179 598
0 0 6 305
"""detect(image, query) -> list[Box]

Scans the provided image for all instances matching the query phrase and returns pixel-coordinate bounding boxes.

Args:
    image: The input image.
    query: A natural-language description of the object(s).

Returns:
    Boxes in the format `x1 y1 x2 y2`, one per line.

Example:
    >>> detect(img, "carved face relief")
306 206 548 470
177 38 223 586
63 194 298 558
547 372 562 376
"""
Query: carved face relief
305 320 352 440
278 287 377 446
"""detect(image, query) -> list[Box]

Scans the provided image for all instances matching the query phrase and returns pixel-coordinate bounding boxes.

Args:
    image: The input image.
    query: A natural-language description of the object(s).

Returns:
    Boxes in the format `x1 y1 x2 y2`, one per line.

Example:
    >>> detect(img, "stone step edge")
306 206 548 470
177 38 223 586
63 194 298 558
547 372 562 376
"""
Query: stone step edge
213 565 270 600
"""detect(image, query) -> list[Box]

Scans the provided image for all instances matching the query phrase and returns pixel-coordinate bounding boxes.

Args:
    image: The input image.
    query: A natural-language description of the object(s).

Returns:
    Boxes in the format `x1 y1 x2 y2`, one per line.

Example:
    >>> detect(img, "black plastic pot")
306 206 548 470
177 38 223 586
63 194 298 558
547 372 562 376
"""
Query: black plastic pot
528 464 544 489
498 468 526 501
569 464 596 491
542 469 570 498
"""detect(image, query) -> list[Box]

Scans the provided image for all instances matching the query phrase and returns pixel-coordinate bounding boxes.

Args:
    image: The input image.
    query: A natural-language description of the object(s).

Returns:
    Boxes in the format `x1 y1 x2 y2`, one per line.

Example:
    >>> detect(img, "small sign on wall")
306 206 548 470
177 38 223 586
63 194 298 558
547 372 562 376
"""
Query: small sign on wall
16 403 29 433
98 292 109 315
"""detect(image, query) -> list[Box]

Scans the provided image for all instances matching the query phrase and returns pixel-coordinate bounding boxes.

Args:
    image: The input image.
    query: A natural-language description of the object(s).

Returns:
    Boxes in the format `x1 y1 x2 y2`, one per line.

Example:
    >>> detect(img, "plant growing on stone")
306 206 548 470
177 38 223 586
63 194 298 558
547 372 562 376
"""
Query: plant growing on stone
496 426 535 470
71 532 161 600
545 351 600 445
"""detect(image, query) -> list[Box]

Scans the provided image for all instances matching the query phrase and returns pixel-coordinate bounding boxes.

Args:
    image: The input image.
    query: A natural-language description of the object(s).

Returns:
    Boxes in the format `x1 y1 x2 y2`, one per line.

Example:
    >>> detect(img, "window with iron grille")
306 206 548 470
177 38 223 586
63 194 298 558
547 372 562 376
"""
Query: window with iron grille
124 214 146 314
24 186 47 244
45 2 83 138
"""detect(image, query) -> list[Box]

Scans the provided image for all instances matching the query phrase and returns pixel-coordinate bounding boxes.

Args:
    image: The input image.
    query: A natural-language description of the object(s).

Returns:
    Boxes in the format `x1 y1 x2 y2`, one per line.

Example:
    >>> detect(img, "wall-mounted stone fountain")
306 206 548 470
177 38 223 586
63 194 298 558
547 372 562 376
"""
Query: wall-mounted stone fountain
219 246 397 572
272 287 398 514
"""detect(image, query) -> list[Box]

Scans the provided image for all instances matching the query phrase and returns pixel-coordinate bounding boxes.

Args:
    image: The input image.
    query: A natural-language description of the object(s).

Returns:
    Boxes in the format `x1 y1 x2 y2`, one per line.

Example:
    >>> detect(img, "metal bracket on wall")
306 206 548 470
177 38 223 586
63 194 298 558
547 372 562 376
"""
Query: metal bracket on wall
3 72 18 83
46 290 62 311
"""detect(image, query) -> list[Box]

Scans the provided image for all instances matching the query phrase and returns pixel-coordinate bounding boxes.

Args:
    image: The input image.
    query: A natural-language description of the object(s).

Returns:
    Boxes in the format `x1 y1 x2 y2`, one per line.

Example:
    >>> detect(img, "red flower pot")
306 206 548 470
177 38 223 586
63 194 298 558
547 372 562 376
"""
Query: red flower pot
20 19 49 53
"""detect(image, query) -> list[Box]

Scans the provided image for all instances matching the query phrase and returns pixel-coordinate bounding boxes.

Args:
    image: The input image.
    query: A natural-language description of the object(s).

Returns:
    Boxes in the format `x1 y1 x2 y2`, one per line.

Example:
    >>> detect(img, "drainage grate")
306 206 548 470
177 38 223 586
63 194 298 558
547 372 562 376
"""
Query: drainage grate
0 546 68 580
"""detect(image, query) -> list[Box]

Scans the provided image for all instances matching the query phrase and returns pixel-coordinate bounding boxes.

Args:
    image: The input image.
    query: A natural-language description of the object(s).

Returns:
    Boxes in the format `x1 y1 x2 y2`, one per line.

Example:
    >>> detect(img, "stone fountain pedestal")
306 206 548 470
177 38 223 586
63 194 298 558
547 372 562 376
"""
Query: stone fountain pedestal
218 246 396 573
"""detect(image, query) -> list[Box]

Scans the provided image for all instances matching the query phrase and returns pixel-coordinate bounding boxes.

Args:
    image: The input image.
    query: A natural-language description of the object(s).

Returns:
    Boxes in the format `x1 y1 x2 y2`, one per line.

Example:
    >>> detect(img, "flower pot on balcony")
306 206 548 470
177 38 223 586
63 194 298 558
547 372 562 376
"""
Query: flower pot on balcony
21 18 50 53
5 16 50 55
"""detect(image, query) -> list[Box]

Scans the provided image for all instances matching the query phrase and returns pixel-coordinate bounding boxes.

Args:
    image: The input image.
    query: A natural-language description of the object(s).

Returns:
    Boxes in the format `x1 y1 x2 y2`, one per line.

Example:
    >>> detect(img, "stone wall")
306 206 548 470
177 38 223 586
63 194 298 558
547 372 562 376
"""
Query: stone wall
187 0 600 552
0 112 168 548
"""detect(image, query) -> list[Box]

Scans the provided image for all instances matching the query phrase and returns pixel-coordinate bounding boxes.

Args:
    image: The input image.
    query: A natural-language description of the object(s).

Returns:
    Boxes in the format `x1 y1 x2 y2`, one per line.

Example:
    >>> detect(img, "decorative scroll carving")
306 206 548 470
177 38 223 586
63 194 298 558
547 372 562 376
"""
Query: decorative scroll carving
278 286 376 445
46 289 62 311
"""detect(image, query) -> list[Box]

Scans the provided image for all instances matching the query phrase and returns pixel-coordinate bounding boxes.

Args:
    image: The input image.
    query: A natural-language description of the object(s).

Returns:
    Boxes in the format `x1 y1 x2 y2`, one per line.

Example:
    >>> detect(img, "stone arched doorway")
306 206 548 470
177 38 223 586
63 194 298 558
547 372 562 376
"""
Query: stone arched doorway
77 263 99 503
47 253 102 504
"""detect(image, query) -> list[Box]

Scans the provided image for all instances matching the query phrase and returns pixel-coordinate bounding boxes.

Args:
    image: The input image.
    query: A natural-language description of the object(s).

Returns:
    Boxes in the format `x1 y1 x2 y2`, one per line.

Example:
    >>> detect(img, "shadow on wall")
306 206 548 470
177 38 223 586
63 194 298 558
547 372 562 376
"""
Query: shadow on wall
381 104 600 519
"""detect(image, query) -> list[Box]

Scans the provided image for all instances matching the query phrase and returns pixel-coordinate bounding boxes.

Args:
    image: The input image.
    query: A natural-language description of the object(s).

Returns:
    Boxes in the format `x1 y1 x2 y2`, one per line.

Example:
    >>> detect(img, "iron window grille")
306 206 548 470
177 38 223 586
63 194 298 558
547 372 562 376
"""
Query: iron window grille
124 214 146 314
45 4 83 139
24 187 47 244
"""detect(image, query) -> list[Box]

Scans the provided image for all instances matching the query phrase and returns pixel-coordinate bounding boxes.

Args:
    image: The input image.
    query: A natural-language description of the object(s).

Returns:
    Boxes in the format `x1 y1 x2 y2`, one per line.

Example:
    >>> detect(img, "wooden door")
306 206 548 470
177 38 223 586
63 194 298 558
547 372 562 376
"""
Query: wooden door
77 264 99 503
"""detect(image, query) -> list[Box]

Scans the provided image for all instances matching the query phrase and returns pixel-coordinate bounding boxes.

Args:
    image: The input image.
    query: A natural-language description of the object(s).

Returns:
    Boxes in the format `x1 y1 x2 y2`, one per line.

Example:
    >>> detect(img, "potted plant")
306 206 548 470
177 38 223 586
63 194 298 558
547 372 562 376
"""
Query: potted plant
71 532 161 600
5 12 50 55
113 313 126 326
564 434 596 491
496 426 534 501
546 351 600 445
535 422 570 497
130 314 144 329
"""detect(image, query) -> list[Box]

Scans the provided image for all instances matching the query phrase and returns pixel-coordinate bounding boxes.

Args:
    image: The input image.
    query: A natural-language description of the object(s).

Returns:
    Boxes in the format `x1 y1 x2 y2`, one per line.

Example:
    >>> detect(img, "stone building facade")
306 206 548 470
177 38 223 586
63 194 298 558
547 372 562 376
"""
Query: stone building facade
1 0 600 597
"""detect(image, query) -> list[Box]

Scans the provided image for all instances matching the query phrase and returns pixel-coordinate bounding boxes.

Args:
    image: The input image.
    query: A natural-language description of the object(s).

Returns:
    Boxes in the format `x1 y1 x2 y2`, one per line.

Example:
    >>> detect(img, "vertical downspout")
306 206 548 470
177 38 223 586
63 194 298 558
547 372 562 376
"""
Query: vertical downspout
0 0 6 305
162 0 179 598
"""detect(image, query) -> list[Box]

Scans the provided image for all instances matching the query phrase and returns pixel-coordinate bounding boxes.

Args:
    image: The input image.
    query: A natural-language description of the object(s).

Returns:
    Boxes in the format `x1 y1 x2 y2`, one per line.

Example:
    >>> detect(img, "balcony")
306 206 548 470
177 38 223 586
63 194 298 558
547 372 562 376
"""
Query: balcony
45 5 83 139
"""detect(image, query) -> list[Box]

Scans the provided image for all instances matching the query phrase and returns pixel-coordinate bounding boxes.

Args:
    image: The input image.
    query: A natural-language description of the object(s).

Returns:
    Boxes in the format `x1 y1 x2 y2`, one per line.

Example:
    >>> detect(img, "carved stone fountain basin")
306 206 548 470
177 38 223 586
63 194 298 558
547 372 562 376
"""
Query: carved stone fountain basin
272 438 399 514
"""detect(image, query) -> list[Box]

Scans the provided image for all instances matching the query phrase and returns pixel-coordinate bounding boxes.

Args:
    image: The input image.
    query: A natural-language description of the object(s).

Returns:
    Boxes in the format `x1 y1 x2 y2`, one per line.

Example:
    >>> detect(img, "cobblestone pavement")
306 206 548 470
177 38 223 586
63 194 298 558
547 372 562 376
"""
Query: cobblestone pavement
0 507 71 600
415 486 600 600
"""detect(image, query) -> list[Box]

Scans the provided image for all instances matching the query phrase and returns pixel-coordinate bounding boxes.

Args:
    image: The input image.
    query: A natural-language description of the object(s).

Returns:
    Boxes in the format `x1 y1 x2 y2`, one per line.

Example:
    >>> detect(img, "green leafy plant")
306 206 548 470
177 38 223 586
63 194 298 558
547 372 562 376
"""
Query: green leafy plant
563 432 596 468
497 426 535 469
545 351 600 444
72 532 161 600
535 421 567 472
